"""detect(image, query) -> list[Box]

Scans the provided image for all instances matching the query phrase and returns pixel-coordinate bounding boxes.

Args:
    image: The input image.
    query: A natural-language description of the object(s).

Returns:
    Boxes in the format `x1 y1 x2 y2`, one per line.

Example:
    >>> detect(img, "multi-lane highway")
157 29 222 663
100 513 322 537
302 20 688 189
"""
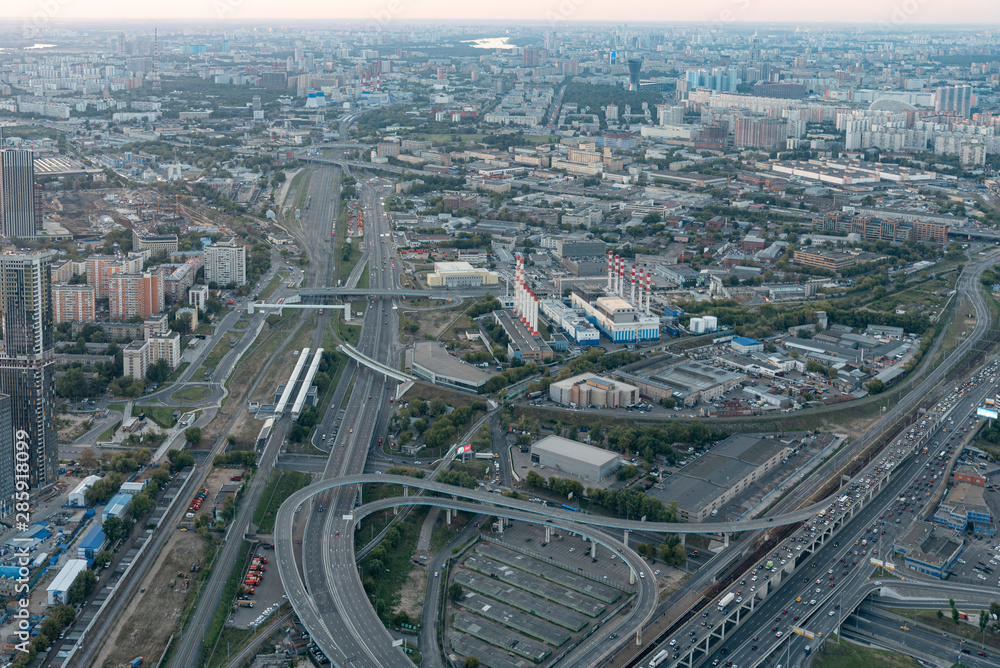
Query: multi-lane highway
684 358 1000 668
289 178 413 667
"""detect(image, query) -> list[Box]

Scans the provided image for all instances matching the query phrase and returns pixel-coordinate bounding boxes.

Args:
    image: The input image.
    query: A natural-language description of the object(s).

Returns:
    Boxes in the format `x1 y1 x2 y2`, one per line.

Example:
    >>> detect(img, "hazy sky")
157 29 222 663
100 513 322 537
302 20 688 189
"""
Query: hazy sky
3 0 1000 25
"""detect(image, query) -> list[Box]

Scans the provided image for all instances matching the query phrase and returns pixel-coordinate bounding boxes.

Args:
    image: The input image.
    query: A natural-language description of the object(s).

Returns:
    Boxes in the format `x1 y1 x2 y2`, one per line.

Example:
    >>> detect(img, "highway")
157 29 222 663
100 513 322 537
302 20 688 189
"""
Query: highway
168 165 345 667
289 177 414 667
685 358 1000 668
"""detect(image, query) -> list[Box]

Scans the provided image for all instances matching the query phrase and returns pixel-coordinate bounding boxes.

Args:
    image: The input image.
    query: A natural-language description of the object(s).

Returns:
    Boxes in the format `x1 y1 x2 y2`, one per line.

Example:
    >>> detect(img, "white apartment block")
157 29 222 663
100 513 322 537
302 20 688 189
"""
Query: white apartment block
205 239 247 286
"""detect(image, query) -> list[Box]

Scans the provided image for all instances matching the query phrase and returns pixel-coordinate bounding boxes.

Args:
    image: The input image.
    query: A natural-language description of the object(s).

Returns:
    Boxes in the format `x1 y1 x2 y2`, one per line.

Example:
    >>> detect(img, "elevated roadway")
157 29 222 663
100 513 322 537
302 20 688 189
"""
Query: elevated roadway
275 493 658 668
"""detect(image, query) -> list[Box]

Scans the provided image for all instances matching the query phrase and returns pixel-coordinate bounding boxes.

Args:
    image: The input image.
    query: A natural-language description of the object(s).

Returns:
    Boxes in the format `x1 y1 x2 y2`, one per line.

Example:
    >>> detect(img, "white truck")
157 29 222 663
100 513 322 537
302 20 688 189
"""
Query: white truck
718 592 736 611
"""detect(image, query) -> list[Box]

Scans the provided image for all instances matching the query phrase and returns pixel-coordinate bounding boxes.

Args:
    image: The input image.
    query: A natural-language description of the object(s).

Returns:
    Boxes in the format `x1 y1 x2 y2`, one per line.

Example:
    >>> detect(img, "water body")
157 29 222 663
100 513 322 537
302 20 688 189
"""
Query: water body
0 43 57 51
461 37 517 50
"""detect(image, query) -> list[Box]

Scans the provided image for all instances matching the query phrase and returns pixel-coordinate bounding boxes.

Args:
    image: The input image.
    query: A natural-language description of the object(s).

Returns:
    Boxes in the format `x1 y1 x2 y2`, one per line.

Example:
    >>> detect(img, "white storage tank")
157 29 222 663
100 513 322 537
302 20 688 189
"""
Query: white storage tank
690 317 705 334
703 315 718 332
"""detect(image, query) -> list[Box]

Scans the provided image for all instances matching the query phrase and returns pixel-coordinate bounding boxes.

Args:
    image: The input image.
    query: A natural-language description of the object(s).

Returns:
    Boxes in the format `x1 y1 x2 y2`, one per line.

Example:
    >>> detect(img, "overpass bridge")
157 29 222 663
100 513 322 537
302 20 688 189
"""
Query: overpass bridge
300 155 411 175
271 472 879 538
336 343 415 399
297 287 487 302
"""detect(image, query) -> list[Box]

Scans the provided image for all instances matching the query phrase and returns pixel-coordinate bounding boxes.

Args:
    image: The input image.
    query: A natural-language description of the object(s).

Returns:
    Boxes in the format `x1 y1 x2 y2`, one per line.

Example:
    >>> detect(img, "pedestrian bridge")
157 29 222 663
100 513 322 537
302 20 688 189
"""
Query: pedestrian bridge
336 343 415 399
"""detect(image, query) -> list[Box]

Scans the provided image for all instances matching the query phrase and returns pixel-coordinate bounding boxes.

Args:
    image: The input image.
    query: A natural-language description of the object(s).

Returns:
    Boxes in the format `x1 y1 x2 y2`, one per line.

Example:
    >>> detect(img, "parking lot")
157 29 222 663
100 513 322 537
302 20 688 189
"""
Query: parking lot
228 543 287 628
492 522 635 585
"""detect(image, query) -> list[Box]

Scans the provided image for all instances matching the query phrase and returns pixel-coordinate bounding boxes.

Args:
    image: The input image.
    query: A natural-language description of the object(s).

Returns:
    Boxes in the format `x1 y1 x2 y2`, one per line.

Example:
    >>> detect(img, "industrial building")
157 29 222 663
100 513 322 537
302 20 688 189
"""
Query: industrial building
548 373 639 408
731 337 765 354
68 475 102 507
570 293 659 343
560 252 660 344
539 299 600 346
47 559 89 605
493 310 553 362
76 525 107 560
102 493 132 523
412 341 494 393
934 482 994 535
893 521 965 579
426 261 499 288
648 434 791 522
617 360 744 406
530 435 621 482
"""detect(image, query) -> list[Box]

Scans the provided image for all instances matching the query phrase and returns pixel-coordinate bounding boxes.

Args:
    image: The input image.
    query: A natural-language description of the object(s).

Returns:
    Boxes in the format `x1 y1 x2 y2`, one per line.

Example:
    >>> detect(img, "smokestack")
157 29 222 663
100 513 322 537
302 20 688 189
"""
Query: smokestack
607 251 613 292
630 265 636 305
648 273 653 314
638 267 644 307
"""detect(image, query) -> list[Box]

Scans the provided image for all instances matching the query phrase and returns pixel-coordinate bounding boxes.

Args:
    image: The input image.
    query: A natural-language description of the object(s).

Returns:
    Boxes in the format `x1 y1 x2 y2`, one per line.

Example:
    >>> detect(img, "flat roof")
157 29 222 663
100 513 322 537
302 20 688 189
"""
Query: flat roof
648 475 726 512
532 435 620 467
47 559 89 593
682 453 757 487
715 434 787 467
495 310 551 354
412 342 494 386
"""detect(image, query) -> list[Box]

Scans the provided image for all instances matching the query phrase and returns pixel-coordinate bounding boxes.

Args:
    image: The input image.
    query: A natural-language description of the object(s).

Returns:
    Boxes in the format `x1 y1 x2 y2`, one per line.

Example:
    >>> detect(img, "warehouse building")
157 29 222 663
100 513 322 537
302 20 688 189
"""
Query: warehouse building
47 559 90 605
76 525 107 561
548 373 639 408
531 435 620 482
648 434 790 522
68 474 102 507
617 360 744 406
102 493 132 523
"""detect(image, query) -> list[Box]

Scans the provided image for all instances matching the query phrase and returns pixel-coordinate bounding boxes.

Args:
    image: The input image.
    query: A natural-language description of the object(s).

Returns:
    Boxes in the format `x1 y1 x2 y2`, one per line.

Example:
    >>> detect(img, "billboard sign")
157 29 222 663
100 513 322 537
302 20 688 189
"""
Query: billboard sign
977 407 999 420
456 444 472 455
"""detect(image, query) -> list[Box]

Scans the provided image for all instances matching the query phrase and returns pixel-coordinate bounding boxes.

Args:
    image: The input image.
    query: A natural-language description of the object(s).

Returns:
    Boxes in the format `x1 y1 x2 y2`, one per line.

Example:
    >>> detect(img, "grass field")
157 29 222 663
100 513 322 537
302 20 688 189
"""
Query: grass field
885 607 1000 652
289 168 313 211
135 406 176 429
813 636 922 668
171 387 212 402
252 470 314 534
357 262 370 290
97 421 121 442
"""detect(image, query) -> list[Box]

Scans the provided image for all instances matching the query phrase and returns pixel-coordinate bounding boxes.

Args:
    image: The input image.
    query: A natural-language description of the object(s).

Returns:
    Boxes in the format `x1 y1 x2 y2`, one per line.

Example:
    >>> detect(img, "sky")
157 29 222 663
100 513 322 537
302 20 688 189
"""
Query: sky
2 0 1000 26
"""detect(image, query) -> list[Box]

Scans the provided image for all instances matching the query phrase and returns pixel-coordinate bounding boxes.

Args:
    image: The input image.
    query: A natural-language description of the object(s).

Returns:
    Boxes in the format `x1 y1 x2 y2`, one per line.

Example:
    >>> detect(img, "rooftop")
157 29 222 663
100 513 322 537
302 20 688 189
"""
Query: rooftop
532 435 620 467
412 341 494 385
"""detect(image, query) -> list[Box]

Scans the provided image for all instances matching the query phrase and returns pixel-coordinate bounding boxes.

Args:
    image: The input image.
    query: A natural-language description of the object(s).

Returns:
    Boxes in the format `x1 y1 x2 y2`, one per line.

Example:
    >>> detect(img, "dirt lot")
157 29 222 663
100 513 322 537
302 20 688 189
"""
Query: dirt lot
94 529 206 668
395 562 428 621
403 304 471 341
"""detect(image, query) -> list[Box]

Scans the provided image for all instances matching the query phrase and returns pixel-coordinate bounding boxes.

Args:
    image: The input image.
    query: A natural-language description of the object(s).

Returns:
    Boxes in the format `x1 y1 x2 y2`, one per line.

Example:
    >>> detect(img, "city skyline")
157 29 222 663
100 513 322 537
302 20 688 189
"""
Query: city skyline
1 1 1000 25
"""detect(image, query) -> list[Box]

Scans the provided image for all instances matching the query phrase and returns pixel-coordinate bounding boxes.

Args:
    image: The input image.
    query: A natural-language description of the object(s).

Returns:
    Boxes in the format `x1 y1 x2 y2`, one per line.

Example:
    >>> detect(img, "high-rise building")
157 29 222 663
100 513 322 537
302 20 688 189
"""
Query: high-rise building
52 284 96 324
108 269 164 320
935 85 973 119
0 252 56 491
0 149 39 240
205 238 247 287
0 252 53 358
734 116 789 150
0 393 12 515
523 48 540 68
627 59 642 91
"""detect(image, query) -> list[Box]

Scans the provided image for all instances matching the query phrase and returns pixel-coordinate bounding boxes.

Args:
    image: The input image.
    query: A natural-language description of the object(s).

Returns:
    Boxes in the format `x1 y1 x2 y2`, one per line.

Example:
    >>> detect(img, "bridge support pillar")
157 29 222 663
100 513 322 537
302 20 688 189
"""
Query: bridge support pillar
635 628 641 646
591 540 597 559
629 569 635 585
403 486 408 497
393 505 398 516
623 528 630 548
764 530 769 542
497 518 503 536
446 509 452 525
724 532 729 548
704 636 710 653
544 526 551 544
749 595 755 612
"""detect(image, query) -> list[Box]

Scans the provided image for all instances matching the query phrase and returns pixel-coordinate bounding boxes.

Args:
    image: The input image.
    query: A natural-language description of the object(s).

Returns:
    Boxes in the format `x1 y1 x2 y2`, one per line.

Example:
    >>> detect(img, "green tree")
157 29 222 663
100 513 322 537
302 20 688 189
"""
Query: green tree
981 609 989 645
128 493 155 521
55 368 90 399
184 427 202 444
67 569 97 606
102 516 132 543
145 359 170 384
93 549 114 569
449 583 464 603
167 449 194 472
525 470 545 488
463 657 480 668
